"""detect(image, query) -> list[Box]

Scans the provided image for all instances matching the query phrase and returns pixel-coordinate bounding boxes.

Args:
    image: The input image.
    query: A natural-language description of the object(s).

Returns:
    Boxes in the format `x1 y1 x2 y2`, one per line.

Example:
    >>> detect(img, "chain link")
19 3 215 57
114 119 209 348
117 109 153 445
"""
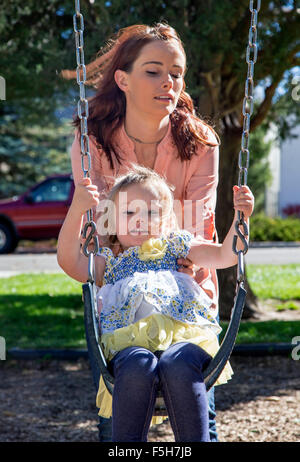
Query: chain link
233 0 260 282
73 0 99 279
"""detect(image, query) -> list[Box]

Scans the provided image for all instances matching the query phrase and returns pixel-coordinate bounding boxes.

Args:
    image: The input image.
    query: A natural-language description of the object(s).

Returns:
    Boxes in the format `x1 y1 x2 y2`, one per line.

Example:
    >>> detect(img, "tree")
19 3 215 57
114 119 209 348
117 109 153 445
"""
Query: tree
0 1 77 196
0 115 72 198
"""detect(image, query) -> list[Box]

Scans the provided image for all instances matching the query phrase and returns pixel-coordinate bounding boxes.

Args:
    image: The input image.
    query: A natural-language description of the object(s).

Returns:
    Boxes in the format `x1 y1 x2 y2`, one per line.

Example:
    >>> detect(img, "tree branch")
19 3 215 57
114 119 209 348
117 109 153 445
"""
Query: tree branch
250 77 282 131
250 41 300 131
200 67 222 115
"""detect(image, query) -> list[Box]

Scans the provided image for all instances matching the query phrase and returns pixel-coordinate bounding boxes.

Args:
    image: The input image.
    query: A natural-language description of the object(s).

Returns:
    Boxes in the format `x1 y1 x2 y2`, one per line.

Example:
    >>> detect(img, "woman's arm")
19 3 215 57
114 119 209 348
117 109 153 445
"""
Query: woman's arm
184 128 219 239
57 178 105 285
188 185 254 269
178 129 219 275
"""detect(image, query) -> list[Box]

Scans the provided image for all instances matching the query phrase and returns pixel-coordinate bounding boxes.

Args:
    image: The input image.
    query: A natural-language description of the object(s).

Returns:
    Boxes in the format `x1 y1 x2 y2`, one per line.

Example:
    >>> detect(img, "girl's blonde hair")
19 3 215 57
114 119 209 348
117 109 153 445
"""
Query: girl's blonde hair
99 164 179 249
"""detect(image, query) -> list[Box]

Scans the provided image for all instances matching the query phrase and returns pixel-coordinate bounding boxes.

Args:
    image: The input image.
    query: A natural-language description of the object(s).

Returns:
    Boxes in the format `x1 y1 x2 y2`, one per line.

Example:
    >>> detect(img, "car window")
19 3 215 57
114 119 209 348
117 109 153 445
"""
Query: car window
30 178 72 203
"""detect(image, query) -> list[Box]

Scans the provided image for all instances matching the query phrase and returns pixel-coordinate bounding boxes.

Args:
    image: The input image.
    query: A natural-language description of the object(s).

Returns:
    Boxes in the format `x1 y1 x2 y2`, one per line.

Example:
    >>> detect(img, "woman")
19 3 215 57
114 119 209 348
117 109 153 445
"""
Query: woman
62 22 220 442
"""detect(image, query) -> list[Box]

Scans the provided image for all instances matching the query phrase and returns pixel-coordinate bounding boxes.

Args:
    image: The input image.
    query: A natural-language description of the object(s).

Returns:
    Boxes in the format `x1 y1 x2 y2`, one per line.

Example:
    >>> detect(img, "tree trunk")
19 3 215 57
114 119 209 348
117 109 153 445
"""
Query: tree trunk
215 127 261 320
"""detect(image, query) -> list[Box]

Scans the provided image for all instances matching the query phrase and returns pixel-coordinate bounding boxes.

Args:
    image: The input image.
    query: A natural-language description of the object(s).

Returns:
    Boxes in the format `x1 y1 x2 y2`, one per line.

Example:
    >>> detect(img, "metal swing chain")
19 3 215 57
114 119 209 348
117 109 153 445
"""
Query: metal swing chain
233 0 261 283
73 0 99 281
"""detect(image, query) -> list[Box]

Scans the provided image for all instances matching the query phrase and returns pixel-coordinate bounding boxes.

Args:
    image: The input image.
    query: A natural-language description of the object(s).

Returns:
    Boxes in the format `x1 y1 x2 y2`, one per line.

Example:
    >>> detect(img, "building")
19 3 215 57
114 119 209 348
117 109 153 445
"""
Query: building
265 123 300 217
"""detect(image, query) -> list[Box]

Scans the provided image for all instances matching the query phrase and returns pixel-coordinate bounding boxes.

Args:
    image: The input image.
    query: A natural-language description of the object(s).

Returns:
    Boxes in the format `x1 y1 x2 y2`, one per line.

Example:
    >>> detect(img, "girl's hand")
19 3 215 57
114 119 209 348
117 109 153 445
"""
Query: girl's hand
177 257 198 279
233 185 254 219
72 177 100 215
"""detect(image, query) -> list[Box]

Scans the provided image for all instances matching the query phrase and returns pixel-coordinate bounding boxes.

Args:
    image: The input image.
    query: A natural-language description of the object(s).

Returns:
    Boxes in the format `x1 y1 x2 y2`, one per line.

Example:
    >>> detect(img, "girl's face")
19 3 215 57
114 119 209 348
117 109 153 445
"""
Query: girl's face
115 40 186 118
115 183 164 249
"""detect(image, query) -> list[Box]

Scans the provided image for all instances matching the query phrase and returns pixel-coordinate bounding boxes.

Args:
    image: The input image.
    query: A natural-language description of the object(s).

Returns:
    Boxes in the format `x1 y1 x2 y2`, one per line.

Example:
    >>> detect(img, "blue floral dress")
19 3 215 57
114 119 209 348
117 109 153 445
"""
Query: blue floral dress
95 230 233 423
97 229 220 336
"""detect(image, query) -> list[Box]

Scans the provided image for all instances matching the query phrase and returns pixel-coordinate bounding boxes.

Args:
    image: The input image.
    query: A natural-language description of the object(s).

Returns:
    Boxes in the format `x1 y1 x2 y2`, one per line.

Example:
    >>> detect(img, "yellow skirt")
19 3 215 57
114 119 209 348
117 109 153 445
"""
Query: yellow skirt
96 313 233 426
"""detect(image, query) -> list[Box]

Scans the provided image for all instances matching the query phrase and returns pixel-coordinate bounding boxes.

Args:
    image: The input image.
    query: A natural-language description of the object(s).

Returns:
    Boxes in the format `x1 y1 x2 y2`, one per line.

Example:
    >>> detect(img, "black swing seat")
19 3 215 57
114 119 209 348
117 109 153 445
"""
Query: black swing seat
82 280 246 417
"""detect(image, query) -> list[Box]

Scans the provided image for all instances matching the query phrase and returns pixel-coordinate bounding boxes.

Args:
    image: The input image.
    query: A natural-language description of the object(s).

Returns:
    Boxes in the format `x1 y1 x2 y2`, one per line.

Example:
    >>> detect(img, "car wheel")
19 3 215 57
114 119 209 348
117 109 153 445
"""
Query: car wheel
0 222 19 254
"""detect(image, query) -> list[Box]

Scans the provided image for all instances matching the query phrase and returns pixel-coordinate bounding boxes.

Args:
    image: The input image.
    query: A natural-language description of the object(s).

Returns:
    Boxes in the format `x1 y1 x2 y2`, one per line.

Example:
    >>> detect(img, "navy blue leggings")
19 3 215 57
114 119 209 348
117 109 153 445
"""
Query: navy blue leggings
109 342 212 442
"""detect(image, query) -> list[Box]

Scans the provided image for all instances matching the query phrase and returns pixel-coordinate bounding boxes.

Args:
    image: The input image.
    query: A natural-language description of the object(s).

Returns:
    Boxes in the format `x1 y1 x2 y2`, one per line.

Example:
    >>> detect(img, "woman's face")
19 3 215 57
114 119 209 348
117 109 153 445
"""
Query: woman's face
115 40 186 118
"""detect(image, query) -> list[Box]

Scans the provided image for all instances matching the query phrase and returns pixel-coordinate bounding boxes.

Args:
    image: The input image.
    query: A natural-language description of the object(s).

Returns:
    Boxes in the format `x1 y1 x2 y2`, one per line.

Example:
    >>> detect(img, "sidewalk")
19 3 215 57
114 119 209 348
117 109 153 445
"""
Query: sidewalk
1 241 300 278
250 241 300 247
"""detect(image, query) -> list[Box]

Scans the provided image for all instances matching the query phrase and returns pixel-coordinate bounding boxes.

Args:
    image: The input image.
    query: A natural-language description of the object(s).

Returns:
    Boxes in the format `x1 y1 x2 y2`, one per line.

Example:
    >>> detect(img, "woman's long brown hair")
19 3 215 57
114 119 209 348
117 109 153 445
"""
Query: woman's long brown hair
61 23 220 171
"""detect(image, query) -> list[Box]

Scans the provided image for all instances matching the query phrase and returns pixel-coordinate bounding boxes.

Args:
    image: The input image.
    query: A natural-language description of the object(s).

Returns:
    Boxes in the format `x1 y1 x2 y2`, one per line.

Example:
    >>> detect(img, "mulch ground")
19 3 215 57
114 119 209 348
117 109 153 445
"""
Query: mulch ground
0 354 299 442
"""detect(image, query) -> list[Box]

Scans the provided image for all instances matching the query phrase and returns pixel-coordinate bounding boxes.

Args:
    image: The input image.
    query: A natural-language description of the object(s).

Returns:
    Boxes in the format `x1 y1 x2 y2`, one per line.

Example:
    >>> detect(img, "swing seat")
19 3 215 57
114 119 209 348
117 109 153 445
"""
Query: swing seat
82 279 246 417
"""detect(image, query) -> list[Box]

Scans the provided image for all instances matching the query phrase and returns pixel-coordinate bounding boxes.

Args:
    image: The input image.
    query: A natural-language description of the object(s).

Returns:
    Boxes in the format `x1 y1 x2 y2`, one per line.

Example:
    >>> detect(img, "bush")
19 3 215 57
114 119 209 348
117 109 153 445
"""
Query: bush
250 213 300 242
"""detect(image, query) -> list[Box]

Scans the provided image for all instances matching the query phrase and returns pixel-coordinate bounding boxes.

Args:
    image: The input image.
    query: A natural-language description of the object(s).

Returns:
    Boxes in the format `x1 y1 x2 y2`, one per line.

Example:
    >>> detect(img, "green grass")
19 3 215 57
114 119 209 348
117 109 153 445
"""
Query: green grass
0 274 84 349
247 264 300 300
0 267 299 350
220 320 300 344
275 301 299 312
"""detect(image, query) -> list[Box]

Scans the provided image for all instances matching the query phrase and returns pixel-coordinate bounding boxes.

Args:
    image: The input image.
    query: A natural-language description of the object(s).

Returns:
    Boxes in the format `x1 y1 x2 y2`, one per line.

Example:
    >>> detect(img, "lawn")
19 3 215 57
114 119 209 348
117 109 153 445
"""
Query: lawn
0 265 299 350
0 274 84 349
246 264 300 300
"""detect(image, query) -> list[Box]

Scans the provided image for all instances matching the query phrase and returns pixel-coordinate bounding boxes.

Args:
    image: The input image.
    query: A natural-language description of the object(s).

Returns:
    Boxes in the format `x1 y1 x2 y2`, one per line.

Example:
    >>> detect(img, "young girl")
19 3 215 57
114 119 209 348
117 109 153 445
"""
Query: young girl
57 165 254 442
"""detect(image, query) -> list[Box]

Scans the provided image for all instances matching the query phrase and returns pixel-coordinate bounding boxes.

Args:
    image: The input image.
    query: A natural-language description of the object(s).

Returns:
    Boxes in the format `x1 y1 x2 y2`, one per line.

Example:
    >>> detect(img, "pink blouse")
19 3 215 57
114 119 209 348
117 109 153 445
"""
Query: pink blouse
70 120 219 316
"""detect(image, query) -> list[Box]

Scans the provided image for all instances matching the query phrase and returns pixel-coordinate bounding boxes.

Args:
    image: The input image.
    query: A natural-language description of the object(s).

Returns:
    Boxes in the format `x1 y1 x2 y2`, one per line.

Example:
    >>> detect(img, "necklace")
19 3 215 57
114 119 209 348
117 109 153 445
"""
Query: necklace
125 127 165 145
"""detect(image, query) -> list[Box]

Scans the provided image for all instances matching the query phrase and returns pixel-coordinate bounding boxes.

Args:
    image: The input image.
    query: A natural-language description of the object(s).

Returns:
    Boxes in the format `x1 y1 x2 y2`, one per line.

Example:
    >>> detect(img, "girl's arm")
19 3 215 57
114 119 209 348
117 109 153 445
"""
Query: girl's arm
57 178 105 285
187 185 254 269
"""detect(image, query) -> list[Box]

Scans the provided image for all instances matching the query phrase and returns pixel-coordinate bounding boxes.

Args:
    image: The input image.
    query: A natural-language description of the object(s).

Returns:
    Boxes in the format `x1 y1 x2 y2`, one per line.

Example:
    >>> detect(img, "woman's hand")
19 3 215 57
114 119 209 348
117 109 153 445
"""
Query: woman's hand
233 185 254 219
177 257 198 279
72 177 100 215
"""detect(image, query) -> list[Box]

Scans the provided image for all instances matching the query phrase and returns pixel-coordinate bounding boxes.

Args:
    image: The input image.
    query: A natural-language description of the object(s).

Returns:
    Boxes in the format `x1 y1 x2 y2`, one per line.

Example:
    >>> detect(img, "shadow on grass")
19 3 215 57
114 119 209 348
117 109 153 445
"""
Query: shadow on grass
0 294 86 349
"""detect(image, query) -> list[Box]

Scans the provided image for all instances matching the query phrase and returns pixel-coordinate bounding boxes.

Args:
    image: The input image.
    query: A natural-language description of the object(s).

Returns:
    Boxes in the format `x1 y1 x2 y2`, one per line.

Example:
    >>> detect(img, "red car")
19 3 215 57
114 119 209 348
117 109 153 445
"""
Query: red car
0 174 74 253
